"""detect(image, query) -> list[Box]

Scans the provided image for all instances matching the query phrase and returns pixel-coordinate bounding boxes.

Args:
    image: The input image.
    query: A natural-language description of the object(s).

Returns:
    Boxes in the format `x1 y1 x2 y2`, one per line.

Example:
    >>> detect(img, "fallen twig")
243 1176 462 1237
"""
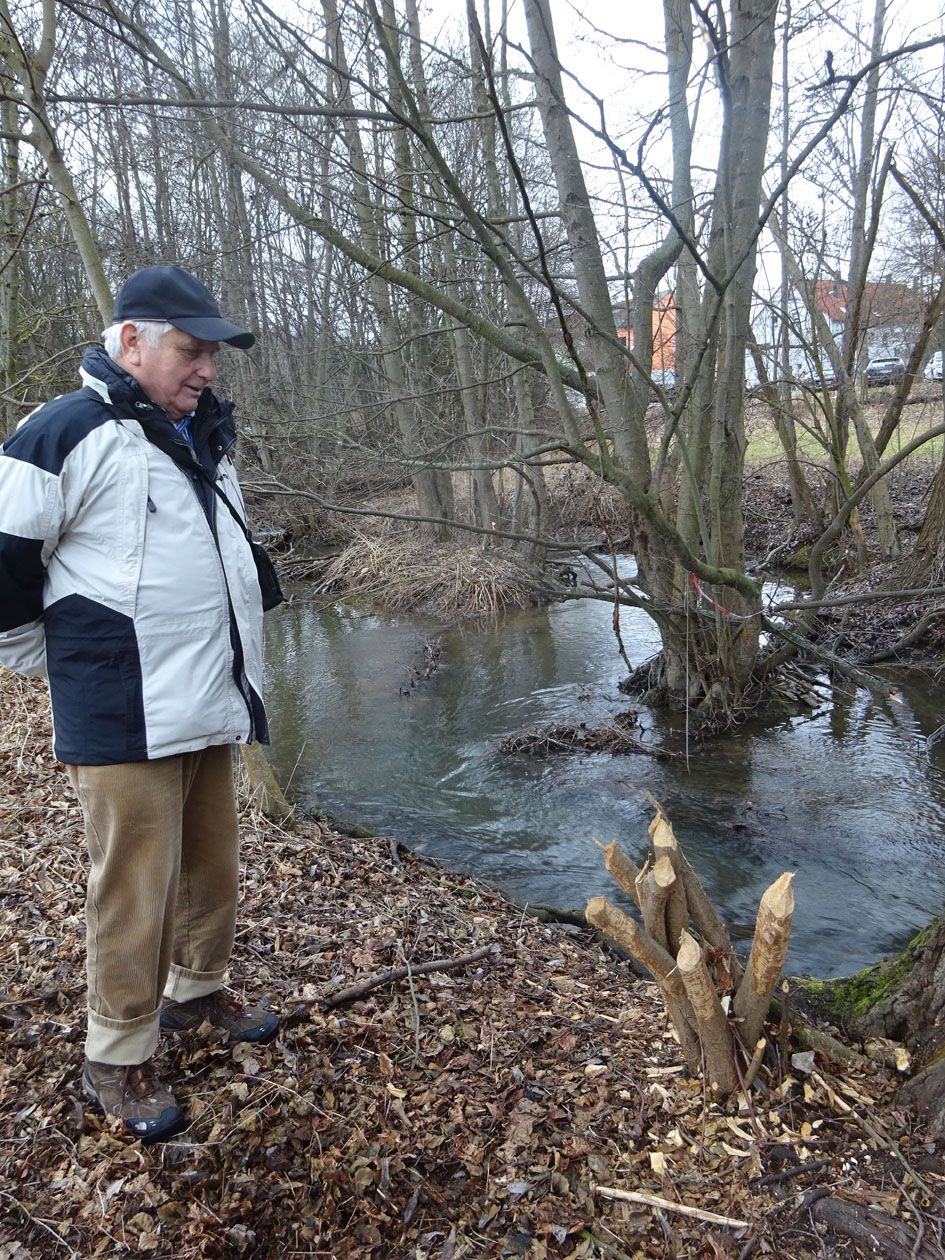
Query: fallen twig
811 1071 934 1198
750 1158 832 1189
297 943 502 1010
593 1184 749 1228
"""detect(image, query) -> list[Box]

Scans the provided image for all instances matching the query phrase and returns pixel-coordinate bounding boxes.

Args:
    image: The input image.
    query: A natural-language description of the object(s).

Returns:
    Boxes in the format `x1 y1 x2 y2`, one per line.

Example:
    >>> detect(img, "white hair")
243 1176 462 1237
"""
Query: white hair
102 319 174 360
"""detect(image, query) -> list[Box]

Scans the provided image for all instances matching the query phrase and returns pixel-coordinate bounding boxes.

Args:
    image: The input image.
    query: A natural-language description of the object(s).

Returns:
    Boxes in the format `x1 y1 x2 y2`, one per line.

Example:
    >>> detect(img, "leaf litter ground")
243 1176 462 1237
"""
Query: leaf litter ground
1 669 942 1259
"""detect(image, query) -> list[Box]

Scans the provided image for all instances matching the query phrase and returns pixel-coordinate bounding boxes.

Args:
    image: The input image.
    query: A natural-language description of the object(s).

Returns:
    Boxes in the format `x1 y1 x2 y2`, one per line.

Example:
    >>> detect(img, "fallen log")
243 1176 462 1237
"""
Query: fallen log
809 1196 940 1260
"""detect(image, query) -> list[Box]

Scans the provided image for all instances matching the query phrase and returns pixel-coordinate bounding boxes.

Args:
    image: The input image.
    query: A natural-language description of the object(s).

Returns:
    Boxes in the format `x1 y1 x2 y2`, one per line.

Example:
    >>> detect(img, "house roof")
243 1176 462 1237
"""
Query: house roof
812 279 920 327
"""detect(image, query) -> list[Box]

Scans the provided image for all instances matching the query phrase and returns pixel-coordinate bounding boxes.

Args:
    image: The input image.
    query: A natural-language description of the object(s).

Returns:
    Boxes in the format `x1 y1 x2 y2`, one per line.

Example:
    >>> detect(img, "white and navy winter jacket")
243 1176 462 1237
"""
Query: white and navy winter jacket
0 348 268 764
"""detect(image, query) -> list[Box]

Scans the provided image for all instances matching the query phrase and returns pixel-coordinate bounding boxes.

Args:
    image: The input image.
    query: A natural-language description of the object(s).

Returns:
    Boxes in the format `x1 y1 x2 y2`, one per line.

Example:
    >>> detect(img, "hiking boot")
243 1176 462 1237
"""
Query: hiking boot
82 1058 185 1143
160 989 279 1044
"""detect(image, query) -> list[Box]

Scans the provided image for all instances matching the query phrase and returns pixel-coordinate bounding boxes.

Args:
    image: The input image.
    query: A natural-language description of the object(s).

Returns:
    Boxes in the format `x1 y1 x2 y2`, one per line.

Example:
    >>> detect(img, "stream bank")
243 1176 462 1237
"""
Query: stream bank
1 668 942 1259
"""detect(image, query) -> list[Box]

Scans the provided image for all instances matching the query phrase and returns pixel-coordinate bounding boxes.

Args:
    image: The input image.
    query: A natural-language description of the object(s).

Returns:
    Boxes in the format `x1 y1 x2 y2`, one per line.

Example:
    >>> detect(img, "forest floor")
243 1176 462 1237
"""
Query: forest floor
2 670 944 1260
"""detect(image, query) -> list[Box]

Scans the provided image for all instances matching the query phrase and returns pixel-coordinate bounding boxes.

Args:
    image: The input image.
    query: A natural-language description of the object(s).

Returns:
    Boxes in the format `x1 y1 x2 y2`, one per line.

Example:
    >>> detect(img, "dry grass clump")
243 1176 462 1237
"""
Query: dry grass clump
316 529 544 618
547 462 627 534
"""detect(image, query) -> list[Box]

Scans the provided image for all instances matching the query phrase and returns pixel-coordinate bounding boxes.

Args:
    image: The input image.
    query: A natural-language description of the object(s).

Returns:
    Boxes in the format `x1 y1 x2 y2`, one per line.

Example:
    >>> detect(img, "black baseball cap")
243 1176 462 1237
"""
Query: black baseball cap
113 265 255 349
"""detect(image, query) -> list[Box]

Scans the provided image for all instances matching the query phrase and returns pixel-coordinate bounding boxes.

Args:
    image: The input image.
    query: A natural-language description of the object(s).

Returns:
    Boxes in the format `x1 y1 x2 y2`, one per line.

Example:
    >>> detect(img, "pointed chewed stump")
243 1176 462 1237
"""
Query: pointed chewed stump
587 800 794 1100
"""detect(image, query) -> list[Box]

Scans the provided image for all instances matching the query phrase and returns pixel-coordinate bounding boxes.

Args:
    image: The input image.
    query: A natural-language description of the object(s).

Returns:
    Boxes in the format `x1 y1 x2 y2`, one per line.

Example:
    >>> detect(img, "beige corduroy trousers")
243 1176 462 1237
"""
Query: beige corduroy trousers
66 745 239 1065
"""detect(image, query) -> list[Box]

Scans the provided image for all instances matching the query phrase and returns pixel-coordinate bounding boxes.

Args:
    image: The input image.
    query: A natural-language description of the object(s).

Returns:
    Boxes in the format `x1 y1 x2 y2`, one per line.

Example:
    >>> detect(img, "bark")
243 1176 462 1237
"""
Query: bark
392 0 457 524
774 0 820 529
649 810 688 952
635 858 672 952
677 850 742 983
677 931 738 1095
240 743 294 823
695 0 777 688
803 916 945 1136
809 1197 940 1260
733 871 794 1050
661 0 707 549
523 0 649 476
322 0 455 536
625 799 747 985
586 895 702 1070
442 273 502 529
897 456 945 587
601 840 643 907
0 96 18 438
471 1 550 541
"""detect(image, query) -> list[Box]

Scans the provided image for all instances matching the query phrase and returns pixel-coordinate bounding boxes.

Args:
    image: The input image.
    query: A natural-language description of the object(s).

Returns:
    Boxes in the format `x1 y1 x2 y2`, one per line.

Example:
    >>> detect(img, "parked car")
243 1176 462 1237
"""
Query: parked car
925 351 943 381
803 365 837 390
865 356 905 386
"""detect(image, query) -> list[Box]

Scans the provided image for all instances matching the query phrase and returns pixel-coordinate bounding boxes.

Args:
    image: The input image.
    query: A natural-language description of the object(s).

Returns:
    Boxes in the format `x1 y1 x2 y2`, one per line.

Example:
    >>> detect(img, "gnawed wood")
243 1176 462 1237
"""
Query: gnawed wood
586 896 701 1070
677 931 738 1095
593 803 807 1101
648 810 688 951
677 851 743 983
599 840 643 909
636 856 672 950
743 1037 767 1089
240 744 295 824
734 872 794 1050
643 790 742 980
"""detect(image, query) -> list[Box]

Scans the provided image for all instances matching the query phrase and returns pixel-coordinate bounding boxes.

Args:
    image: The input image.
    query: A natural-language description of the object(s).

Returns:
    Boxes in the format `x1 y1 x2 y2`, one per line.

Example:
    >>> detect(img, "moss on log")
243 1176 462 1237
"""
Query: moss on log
791 921 937 1033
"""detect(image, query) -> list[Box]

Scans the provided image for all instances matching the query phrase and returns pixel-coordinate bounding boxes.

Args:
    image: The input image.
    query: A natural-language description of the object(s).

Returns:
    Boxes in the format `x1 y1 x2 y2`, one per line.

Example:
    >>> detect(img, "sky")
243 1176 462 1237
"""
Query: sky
479 0 945 289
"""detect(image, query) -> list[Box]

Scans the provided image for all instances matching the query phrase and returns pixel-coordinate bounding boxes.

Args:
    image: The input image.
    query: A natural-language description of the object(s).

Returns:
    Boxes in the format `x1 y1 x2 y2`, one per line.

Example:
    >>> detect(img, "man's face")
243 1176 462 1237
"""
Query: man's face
119 325 220 421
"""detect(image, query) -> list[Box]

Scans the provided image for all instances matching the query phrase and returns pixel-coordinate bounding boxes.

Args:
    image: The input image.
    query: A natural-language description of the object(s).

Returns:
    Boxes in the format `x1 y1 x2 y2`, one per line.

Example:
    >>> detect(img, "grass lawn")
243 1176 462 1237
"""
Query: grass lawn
744 389 945 470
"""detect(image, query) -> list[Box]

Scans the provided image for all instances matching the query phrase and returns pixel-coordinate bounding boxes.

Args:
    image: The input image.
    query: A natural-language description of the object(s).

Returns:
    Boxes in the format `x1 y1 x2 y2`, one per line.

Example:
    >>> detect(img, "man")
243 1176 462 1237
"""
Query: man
0 265 279 1142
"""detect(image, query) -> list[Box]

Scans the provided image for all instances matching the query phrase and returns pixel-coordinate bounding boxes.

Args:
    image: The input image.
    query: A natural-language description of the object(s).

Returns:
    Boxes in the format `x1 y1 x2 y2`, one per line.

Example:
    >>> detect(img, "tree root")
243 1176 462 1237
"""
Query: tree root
808 1195 943 1260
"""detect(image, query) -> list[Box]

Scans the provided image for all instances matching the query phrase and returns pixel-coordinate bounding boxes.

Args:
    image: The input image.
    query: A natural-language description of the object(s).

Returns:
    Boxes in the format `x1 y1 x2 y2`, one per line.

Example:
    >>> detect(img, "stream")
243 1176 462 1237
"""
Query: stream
262 567 945 979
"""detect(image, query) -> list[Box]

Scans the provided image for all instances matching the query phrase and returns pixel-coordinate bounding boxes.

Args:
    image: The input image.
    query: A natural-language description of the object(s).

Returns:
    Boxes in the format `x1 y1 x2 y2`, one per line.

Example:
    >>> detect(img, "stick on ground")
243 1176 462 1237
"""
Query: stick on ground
593 1185 749 1229
296 943 502 1009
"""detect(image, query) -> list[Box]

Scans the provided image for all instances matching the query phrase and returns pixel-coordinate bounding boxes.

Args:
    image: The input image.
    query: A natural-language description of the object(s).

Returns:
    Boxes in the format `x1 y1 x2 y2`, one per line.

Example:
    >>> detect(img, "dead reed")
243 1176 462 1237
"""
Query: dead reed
316 529 544 618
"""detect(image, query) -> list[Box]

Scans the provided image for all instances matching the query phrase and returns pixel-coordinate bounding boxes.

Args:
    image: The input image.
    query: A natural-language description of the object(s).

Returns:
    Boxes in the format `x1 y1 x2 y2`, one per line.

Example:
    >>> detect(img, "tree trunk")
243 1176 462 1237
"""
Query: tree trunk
898 456 945 587
0 96 19 439
524 0 773 718
0 0 111 324
323 0 454 537
798 917 945 1136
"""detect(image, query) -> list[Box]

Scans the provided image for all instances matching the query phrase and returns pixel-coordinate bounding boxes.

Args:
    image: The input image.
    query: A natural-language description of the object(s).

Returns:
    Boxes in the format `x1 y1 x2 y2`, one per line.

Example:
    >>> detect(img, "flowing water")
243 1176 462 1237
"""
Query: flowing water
262 568 945 978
